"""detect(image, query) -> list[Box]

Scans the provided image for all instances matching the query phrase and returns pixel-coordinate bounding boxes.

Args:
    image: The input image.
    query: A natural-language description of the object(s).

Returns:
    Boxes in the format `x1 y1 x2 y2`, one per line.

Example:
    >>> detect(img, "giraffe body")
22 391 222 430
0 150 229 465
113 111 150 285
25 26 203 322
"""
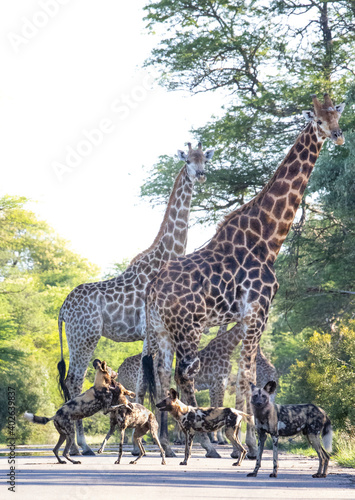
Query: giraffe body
143 95 345 457
58 144 214 454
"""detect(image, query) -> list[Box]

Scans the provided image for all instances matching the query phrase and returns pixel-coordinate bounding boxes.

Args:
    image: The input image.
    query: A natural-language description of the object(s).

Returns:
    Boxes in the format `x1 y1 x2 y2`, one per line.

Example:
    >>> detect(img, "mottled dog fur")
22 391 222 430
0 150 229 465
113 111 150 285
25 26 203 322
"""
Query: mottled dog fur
23 359 117 464
98 383 166 465
248 381 333 478
156 388 248 466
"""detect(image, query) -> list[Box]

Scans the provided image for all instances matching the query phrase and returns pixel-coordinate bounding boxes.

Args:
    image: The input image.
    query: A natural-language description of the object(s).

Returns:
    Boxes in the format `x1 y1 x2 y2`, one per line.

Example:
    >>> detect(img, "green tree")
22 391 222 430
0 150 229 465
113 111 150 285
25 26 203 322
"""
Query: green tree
141 0 355 224
0 196 99 443
278 321 355 434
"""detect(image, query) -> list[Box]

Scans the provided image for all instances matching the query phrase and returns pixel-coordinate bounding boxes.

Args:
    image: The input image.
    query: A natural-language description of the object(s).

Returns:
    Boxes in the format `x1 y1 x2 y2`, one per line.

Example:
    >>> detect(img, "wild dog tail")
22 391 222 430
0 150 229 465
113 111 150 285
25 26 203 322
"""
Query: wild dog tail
322 416 333 453
23 412 53 425
57 310 71 402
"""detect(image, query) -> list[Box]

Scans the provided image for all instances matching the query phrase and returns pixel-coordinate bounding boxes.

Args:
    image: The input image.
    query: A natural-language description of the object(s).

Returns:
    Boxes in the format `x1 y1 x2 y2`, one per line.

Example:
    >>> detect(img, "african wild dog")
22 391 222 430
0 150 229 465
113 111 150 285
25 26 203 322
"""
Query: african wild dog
156 388 248 466
23 359 117 464
98 387 166 465
248 381 333 478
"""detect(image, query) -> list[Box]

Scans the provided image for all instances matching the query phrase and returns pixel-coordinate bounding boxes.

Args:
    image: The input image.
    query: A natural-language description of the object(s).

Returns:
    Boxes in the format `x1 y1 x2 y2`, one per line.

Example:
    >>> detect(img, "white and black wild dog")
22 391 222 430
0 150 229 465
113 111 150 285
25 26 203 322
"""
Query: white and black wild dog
23 359 117 464
156 388 248 466
248 381 333 478
98 382 166 465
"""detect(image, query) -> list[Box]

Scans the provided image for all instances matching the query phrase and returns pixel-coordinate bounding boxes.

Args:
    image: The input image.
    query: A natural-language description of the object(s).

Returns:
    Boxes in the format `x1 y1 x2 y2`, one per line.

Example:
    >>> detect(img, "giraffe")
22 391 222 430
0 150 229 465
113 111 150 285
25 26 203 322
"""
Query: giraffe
57 142 214 455
143 94 345 458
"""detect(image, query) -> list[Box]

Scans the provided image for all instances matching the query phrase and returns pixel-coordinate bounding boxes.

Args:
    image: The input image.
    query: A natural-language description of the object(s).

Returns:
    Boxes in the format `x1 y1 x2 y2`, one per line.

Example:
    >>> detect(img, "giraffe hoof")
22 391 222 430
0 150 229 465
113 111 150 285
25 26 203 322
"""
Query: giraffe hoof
164 448 177 458
69 447 81 456
82 449 95 456
131 449 140 456
205 448 221 458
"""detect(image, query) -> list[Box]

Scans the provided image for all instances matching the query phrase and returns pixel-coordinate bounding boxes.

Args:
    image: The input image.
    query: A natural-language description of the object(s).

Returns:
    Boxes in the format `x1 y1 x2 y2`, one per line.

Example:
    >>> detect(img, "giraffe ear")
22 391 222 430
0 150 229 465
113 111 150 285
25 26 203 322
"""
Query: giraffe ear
335 103 345 114
178 150 188 162
205 149 215 161
302 110 314 121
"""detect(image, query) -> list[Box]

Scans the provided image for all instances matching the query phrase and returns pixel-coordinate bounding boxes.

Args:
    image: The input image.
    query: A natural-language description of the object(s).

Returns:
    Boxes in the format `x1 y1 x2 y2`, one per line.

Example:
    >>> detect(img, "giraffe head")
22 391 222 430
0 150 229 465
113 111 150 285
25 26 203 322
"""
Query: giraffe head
177 142 214 183
302 93 345 145
175 356 201 388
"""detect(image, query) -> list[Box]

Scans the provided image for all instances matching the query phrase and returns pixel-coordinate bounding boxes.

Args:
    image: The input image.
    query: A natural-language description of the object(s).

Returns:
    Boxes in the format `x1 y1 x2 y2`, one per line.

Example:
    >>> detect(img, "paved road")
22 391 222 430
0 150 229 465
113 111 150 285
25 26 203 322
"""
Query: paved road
1 445 354 499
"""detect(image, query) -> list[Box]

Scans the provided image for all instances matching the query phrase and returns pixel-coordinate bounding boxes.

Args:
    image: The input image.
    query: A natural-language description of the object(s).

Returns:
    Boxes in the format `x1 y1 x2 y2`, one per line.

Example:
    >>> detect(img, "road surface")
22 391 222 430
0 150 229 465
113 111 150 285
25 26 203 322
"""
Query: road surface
1 444 354 499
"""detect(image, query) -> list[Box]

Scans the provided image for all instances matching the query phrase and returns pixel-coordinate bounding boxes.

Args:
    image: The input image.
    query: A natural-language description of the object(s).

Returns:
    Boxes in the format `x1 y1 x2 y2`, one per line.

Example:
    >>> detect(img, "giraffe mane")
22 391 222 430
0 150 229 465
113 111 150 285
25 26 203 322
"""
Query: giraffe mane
129 166 186 265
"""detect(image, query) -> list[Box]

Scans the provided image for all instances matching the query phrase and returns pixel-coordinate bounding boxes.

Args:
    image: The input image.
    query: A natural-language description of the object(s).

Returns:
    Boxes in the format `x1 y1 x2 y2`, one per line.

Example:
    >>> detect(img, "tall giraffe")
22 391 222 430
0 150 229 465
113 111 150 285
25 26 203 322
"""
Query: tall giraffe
57 143 214 455
143 94 345 457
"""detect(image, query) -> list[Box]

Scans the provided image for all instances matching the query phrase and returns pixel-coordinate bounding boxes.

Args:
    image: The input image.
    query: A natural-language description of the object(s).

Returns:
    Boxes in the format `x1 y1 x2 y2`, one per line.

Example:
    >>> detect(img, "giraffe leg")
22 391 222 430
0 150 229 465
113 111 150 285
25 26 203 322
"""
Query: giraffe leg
245 360 257 458
132 349 149 456
209 379 228 445
136 341 149 405
234 338 259 459
176 355 220 459
234 301 270 459
64 325 101 455
156 345 176 458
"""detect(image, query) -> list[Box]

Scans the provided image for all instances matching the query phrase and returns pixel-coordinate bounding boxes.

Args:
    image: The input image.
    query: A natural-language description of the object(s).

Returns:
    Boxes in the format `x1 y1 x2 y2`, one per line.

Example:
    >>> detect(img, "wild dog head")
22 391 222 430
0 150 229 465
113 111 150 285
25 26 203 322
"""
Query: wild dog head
250 381 277 410
156 388 182 413
92 359 117 389
110 381 136 404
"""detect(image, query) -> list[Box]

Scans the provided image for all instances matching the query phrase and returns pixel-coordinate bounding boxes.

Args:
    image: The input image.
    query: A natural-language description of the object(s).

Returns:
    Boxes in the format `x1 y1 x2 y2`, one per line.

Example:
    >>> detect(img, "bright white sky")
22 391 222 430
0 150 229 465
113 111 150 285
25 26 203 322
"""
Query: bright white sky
1 0 223 274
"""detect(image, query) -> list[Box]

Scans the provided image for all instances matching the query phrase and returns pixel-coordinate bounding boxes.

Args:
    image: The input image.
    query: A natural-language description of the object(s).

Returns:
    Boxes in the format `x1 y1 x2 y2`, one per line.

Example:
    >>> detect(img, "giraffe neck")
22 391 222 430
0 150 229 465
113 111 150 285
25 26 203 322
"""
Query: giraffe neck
129 166 194 277
205 325 243 357
210 122 325 262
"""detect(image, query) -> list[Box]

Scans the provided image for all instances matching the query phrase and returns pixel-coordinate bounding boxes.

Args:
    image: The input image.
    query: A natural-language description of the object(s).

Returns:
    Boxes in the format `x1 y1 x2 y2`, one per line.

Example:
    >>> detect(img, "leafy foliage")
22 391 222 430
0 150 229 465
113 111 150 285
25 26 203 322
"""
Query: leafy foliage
277 322 355 435
0 196 99 443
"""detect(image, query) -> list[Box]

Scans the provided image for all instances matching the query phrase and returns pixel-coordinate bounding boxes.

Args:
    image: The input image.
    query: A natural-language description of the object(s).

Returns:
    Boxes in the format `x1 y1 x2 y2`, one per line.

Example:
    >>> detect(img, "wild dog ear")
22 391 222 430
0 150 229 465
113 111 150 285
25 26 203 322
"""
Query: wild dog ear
93 359 101 369
126 390 136 399
263 381 277 394
101 361 108 372
169 388 178 400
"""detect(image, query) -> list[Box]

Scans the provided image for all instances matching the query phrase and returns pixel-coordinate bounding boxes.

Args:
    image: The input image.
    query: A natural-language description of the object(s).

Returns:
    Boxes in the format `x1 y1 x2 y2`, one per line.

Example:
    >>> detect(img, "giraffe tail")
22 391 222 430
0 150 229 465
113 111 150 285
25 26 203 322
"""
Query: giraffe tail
142 354 156 407
57 310 71 402
142 289 156 407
